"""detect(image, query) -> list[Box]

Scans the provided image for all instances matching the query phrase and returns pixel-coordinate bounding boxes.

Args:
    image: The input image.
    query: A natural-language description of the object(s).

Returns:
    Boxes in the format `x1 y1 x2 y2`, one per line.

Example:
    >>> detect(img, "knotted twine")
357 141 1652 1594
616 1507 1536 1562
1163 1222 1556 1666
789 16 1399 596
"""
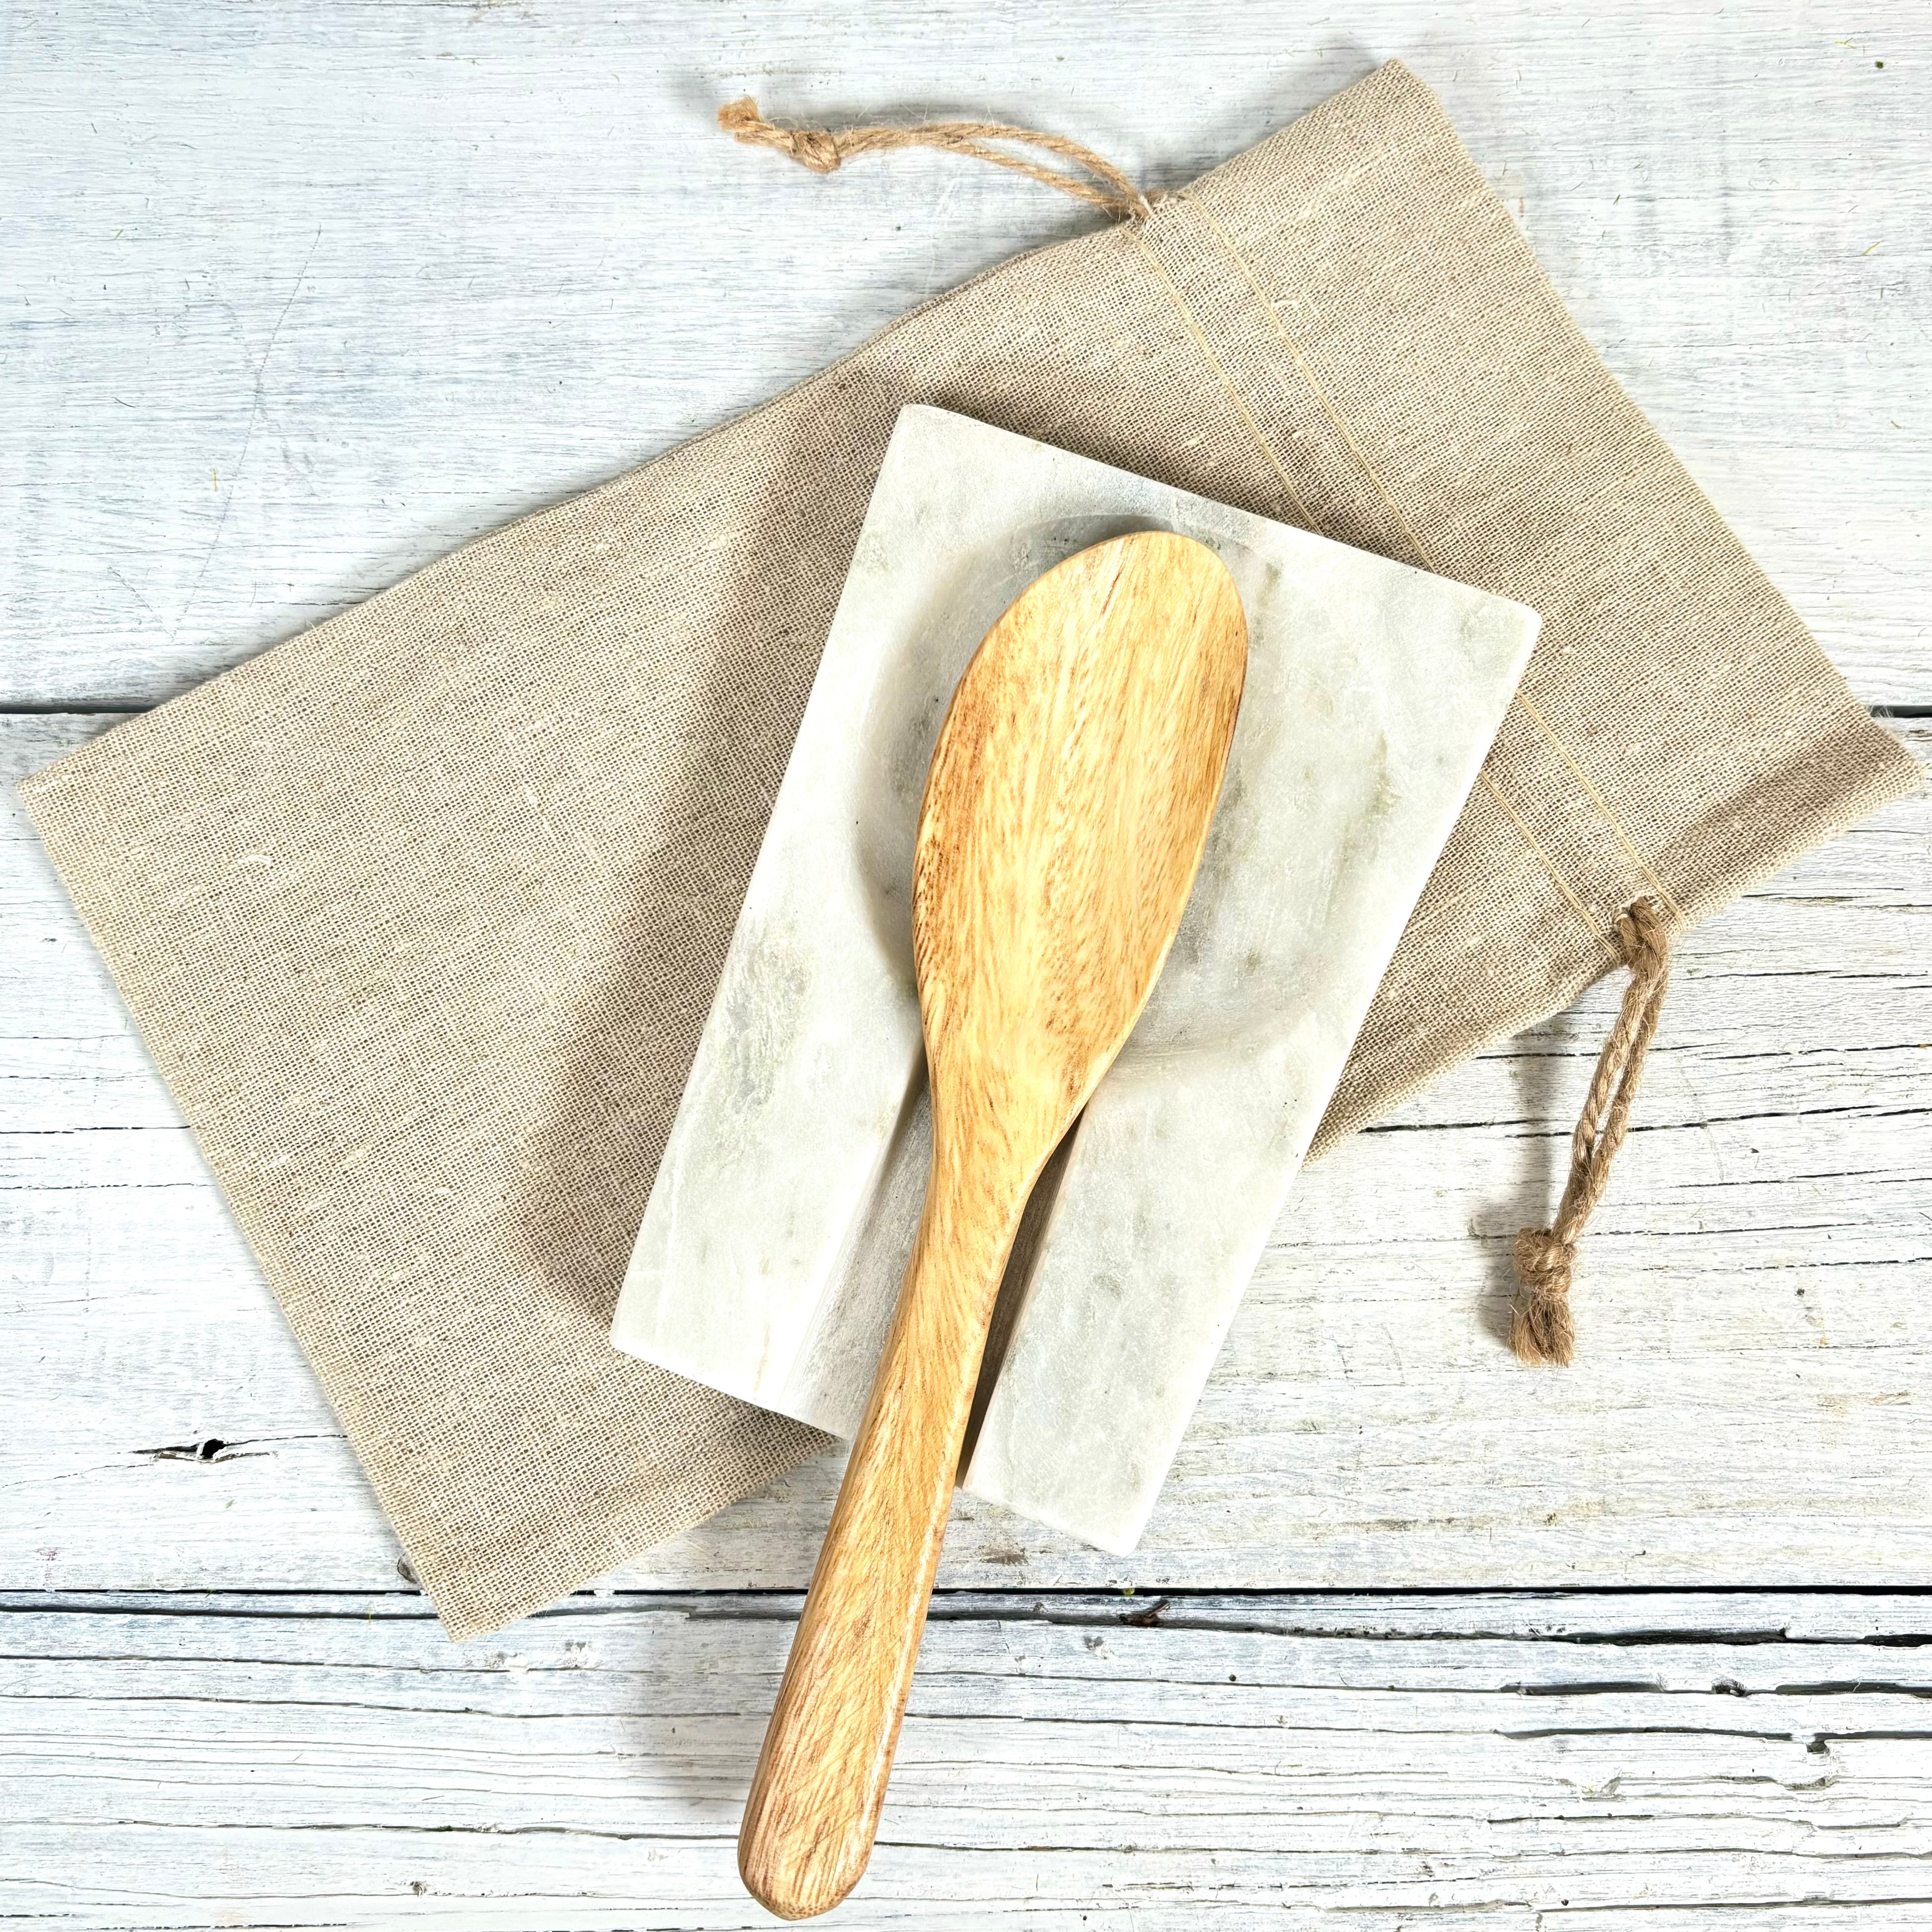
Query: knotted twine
718 98 1156 221
1512 900 1674 1365
722 97 1681 1368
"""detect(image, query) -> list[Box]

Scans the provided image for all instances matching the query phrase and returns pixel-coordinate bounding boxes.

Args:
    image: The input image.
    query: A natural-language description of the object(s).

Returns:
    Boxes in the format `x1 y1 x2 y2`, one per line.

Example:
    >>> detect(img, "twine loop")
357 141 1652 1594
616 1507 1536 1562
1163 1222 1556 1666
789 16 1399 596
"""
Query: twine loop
1511 898 1675 1366
718 97 1155 221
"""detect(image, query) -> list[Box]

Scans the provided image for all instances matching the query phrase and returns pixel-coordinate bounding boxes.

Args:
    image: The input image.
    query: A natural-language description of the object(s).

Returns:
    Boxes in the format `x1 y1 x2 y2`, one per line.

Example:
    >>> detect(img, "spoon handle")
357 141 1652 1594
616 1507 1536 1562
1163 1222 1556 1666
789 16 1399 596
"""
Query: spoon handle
739 1146 1021 1921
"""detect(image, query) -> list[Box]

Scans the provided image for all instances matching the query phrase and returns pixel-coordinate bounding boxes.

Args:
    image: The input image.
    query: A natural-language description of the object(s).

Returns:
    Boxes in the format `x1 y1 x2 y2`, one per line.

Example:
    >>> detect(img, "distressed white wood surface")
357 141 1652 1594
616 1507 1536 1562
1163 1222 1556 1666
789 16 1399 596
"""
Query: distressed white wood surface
1 1 1927 708
5 1 1932 1924
6 712 1929 1595
8 1589 1932 1927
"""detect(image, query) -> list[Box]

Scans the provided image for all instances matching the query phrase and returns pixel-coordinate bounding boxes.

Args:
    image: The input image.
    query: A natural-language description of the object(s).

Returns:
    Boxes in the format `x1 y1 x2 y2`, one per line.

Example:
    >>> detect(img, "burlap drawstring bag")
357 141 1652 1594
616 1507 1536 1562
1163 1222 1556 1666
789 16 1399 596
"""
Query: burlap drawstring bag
19 62 1918 1639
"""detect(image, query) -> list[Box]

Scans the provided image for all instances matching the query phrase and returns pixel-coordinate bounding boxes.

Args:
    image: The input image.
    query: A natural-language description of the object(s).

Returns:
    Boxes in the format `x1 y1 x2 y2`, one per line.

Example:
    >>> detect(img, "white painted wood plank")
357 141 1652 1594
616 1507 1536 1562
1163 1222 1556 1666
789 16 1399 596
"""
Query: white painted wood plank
5 714 1928 1595
6 1590 1932 1927
9 6 1930 1919
2 2 1927 708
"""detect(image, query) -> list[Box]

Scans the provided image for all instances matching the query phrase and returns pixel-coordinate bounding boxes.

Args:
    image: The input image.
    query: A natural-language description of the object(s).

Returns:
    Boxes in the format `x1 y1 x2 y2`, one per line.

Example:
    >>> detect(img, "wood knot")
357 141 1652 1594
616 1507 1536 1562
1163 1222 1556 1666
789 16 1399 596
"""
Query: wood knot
1511 1227 1576 1366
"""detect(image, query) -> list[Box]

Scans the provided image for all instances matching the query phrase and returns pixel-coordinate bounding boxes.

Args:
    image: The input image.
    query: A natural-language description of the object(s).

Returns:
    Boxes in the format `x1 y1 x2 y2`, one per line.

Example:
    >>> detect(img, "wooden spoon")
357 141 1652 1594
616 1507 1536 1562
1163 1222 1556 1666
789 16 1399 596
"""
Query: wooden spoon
738 530 1248 1919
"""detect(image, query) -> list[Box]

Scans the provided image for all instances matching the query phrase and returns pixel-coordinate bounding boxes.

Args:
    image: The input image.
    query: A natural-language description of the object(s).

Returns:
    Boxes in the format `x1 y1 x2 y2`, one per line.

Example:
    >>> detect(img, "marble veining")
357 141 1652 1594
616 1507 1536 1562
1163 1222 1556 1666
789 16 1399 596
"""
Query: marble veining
611 406 1539 1552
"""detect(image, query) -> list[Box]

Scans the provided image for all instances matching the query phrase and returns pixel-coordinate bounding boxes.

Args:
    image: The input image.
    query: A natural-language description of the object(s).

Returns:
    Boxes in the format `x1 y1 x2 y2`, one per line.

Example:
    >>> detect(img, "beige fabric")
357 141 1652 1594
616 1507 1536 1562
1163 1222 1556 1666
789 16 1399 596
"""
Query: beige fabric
20 62 1918 1640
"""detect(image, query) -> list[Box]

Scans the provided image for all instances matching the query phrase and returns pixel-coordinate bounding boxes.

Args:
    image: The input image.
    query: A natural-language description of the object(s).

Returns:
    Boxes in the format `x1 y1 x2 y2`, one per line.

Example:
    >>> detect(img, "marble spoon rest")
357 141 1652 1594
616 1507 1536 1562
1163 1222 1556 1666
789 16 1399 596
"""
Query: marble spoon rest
610 404 1540 1553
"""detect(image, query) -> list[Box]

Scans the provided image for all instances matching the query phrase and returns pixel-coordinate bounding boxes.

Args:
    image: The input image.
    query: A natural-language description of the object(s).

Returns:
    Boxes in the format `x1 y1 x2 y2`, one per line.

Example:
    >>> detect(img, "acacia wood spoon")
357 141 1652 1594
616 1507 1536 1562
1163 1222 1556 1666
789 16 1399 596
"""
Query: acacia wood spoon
738 529 1248 1919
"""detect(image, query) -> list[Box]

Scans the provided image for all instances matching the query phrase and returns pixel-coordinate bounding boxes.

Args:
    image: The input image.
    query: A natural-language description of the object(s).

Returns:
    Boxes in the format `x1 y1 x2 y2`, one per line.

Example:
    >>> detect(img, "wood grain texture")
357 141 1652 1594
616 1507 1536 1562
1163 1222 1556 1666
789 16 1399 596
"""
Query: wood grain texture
741 535 1247 1915
4 710 1928 1600
8 1588 1932 1927
4 2 1930 1921
1 2 1926 709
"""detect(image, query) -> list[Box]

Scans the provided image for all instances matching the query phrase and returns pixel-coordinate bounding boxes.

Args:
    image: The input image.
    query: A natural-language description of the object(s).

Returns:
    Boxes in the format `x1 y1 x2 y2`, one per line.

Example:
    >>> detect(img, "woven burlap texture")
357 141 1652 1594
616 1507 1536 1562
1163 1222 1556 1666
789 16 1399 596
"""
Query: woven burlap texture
20 61 1918 1640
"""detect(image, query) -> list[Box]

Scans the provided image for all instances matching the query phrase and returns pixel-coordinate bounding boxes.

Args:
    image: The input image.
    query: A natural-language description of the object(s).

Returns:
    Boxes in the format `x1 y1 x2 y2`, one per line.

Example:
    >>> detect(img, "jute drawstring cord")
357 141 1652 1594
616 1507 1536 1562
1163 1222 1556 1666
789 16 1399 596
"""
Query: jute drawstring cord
718 98 1156 221
1512 899 1674 1366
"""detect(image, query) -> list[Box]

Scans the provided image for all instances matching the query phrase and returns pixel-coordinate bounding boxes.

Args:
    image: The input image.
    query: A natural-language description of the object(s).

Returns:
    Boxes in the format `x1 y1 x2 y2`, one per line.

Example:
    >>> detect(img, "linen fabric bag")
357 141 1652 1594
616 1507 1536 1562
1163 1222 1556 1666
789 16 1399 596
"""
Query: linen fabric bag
21 60 1916 1639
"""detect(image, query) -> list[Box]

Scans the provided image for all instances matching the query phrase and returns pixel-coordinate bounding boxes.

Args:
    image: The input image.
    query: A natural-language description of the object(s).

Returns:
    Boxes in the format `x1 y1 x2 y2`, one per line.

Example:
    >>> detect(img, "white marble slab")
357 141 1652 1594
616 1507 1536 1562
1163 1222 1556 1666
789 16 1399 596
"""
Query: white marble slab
611 405 1538 1551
